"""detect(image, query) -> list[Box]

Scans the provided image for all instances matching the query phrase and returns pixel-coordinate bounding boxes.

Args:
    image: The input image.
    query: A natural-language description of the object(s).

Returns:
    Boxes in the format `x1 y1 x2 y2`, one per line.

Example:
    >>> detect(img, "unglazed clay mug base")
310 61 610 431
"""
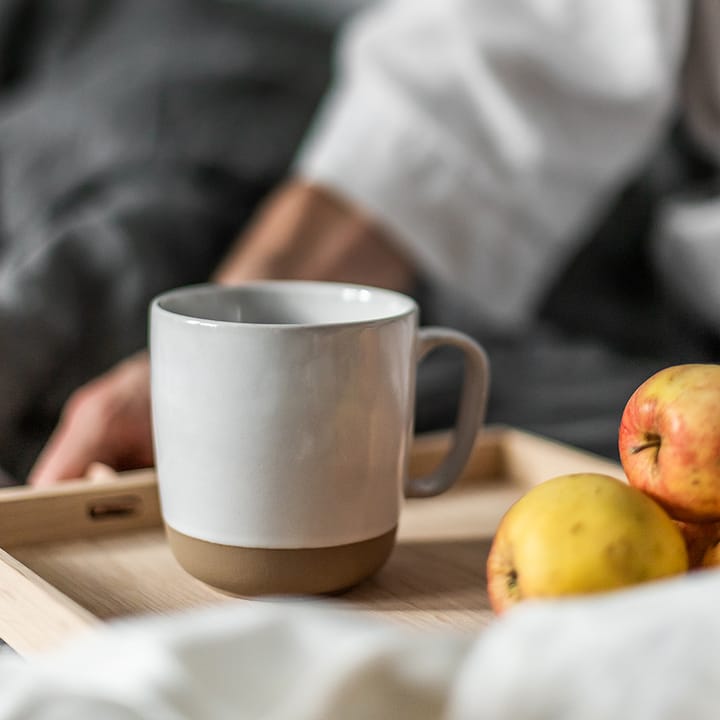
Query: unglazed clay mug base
166 525 397 596
150 282 490 596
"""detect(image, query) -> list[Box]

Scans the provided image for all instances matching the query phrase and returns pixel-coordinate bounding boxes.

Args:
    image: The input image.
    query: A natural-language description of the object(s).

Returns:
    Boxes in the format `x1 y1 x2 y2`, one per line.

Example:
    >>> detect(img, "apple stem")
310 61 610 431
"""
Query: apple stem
631 436 661 455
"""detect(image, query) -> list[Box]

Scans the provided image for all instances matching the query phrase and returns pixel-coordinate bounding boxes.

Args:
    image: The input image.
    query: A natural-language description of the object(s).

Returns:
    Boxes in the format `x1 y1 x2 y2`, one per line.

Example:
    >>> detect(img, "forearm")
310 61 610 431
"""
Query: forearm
213 180 417 293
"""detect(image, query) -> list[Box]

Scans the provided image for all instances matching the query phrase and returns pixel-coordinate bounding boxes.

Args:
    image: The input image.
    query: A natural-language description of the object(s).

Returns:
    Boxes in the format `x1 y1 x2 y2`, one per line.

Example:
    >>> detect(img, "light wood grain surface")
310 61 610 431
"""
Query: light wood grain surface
0 427 624 654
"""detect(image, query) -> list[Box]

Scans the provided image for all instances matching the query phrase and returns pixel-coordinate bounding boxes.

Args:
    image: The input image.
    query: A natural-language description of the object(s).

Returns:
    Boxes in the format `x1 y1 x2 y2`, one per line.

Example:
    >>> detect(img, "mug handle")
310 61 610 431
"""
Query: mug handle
405 327 490 498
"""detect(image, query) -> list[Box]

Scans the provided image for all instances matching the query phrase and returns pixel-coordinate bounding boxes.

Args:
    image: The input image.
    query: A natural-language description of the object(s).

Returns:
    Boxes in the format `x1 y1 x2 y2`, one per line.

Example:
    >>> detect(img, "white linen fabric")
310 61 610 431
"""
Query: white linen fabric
1 570 720 719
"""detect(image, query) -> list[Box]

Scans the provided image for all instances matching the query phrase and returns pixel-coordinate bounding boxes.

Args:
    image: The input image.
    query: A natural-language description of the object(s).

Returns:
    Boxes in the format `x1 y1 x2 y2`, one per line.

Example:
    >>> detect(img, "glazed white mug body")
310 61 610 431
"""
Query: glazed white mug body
150 281 489 595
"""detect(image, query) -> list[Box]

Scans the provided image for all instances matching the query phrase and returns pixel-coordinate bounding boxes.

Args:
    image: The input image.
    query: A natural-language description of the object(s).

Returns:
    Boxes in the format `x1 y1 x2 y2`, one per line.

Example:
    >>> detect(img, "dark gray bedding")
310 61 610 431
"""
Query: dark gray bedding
0 0 332 480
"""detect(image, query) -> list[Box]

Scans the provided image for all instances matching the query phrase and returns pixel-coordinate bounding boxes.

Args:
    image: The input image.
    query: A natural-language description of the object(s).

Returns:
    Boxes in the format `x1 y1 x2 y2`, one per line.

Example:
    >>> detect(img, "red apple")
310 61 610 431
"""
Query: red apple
702 540 720 569
674 520 720 569
619 364 720 523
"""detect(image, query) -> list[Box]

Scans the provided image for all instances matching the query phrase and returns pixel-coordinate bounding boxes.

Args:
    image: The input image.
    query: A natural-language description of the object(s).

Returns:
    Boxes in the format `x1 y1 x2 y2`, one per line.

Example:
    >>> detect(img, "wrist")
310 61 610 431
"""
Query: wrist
214 180 416 292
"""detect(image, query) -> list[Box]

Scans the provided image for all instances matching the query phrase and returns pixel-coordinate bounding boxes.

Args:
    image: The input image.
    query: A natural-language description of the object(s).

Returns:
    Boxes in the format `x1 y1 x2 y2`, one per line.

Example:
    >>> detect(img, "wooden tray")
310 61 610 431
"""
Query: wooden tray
0 427 623 655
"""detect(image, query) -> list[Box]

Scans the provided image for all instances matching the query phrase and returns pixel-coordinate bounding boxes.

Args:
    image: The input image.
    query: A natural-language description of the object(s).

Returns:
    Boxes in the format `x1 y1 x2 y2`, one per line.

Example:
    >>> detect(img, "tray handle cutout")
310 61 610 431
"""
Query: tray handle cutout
87 494 143 521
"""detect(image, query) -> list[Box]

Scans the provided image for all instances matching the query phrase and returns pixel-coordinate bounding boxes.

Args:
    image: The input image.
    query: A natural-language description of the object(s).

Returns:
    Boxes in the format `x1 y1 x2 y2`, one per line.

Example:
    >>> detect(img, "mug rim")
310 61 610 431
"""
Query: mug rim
151 280 418 330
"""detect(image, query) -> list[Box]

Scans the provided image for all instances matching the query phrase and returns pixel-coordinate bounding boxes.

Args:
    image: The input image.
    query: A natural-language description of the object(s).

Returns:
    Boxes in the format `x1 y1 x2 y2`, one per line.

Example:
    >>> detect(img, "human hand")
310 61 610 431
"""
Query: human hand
28 352 154 486
29 181 415 485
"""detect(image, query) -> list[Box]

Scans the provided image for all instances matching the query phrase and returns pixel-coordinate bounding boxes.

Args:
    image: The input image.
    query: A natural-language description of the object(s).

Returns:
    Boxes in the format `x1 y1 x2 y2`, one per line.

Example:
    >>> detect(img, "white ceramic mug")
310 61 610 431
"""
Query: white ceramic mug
150 281 489 595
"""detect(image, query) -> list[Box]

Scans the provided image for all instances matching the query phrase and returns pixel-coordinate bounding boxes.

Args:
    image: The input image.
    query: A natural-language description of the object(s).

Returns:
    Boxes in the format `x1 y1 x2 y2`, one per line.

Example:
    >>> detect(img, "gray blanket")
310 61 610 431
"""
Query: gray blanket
0 0 332 481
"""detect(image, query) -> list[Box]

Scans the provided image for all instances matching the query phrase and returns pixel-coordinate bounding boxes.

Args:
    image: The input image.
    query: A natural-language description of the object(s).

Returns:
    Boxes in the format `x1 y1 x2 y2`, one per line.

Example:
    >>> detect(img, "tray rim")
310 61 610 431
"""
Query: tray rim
0 426 623 655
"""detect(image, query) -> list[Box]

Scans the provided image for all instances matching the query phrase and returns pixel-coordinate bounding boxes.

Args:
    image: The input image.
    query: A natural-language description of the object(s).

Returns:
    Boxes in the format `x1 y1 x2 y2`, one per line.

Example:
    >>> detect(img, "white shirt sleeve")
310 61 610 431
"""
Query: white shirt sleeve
297 0 689 328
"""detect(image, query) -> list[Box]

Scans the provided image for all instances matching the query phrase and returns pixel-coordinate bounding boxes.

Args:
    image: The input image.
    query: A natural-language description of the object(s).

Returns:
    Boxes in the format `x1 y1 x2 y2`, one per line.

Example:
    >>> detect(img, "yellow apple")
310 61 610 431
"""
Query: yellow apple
487 473 688 614
619 364 720 522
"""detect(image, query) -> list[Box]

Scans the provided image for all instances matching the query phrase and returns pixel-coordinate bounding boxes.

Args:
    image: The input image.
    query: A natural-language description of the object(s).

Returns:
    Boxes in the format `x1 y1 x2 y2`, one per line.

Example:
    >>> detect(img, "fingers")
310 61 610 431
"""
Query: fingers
28 386 119 487
28 352 154 487
86 463 119 483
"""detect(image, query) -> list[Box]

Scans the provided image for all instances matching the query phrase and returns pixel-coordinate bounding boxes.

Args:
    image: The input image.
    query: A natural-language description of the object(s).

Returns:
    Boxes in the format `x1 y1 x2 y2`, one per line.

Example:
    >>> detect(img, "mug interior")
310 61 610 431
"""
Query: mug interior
155 282 416 326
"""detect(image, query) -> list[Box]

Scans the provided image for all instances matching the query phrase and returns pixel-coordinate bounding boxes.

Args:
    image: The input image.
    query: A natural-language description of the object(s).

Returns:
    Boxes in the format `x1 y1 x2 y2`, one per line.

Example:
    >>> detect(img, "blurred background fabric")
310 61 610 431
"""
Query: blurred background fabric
0 0 334 481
